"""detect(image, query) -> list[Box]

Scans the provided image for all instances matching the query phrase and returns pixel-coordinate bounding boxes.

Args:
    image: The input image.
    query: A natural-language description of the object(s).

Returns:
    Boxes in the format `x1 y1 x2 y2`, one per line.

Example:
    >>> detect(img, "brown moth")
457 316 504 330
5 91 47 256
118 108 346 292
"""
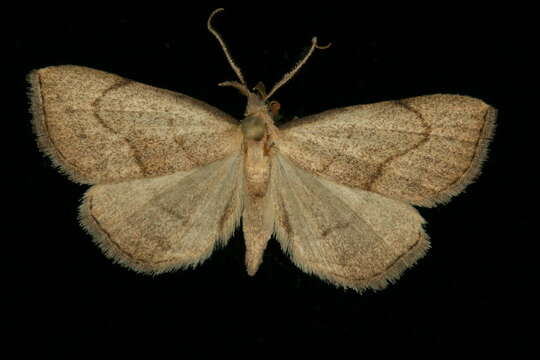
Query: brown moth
28 8 496 292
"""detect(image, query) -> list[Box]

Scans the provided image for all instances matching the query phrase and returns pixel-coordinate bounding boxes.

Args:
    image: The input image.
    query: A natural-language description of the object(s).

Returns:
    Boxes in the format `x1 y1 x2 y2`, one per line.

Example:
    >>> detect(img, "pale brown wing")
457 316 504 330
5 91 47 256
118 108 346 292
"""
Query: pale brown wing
79 153 244 274
277 94 496 207
28 65 242 184
271 154 429 292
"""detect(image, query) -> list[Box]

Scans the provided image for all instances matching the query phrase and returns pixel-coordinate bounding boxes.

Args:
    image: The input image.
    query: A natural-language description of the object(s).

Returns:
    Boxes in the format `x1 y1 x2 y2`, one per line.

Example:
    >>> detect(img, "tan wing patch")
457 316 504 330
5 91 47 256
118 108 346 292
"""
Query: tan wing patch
29 65 241 184
278 94 496 207
272 154 429 292
79 153 244 274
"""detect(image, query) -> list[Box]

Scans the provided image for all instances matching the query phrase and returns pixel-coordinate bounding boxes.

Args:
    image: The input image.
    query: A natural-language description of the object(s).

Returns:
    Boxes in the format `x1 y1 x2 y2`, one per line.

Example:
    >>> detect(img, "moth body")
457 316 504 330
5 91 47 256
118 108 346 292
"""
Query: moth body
240 92 278 274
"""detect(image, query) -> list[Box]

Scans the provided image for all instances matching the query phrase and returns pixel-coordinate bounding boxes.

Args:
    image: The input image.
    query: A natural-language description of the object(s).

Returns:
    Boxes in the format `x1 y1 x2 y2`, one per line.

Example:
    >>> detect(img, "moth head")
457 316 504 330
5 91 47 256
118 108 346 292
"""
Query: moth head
208 8 331 133
214 79 269 140
242 86 269 141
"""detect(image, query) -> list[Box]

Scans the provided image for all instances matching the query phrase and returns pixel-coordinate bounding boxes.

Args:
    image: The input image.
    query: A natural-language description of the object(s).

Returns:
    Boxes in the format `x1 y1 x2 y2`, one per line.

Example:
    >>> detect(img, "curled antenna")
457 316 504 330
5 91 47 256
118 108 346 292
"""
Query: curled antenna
264 37 331 101
208 8 247 86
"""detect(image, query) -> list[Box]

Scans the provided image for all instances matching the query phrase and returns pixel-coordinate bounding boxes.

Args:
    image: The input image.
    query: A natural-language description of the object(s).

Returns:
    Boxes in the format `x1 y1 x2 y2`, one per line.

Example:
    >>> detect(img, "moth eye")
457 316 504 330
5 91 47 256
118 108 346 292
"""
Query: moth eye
269 101 281 114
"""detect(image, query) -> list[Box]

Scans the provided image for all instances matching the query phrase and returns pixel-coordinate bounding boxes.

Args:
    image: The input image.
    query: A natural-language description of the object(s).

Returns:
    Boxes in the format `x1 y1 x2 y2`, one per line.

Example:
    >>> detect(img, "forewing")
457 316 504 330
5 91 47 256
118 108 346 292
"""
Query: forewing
272 154 429 292
278 94 496 207
79 153 244 274
29 65 241 184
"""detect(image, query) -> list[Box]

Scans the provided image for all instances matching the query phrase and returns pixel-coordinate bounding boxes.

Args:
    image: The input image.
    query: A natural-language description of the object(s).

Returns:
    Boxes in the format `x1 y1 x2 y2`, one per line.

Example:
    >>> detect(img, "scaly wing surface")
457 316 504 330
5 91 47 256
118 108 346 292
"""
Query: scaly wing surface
271 154 429 292
80 153 244 273
29 65 241 184
278 94 496 207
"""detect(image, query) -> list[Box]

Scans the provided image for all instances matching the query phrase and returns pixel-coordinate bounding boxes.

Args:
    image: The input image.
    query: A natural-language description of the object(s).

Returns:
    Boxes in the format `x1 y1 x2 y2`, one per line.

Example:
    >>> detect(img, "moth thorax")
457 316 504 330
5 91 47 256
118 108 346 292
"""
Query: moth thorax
241 115 266 141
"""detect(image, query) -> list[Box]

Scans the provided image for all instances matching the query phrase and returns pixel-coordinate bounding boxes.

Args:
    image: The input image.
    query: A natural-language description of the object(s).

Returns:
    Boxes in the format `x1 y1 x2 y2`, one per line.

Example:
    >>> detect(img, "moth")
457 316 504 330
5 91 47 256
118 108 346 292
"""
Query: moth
28 9 496 292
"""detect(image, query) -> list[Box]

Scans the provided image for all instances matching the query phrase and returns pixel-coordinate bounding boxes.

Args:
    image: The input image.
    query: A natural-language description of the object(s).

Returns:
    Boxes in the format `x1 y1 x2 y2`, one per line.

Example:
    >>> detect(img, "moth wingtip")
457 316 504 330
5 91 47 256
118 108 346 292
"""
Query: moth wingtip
411 101 497 208
26 66 96 185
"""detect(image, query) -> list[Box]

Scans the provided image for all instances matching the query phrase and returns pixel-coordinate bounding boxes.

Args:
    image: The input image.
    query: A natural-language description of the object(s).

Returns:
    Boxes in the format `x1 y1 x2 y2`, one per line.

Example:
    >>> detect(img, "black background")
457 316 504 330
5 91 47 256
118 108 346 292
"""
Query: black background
10 3 532 356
